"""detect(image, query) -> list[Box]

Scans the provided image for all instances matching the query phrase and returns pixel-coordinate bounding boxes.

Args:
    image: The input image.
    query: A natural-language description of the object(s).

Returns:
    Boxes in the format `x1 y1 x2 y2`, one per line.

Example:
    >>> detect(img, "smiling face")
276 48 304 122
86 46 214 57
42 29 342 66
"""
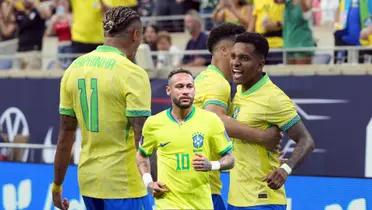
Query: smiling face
166 73 195 109
230 42 264 89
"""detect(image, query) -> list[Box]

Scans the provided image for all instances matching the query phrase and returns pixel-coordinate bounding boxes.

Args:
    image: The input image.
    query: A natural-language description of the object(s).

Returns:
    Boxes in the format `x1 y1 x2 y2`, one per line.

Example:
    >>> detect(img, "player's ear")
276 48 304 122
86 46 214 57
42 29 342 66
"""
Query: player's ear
166 85 171 96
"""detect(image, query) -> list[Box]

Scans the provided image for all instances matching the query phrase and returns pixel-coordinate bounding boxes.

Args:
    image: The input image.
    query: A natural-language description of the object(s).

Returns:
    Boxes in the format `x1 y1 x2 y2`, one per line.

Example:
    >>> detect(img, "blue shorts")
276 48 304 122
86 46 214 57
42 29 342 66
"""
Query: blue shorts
227 204 286 210
83 194 152 210
212 194 226 210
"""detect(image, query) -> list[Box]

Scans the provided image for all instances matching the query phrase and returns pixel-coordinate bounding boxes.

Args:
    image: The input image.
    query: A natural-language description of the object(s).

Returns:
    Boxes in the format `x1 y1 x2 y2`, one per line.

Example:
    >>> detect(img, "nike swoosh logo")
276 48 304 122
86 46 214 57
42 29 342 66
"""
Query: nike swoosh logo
159 142 171 147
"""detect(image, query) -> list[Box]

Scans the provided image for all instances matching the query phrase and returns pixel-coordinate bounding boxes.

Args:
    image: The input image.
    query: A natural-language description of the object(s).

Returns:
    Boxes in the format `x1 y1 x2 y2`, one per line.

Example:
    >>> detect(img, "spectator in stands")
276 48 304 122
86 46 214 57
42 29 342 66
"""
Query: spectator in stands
359 22 372 63
333 0 363 63
182 10 211 67
200 0 219 30
0 0 17 70
155 31 182 71
45 0 72 69
0 0 16 41
13 0 51 70
275 0 315 64
212 0 251 28
69 0 128 55
143 24 159 51
249 0 284 64
154 0 184 32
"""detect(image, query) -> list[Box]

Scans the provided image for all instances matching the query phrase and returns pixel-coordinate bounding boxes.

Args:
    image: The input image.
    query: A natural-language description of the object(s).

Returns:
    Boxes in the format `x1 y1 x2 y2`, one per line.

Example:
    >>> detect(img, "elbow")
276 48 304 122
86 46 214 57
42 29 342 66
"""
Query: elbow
307 137 315 153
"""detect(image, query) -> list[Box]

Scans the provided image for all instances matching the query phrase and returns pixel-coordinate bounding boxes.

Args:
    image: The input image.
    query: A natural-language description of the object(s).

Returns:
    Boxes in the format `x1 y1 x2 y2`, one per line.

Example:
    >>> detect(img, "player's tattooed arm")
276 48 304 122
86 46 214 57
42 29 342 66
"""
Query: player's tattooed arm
54 115 77 185
285 121 315 169
219 152 235 170
136 152 151 175
128 117 147 149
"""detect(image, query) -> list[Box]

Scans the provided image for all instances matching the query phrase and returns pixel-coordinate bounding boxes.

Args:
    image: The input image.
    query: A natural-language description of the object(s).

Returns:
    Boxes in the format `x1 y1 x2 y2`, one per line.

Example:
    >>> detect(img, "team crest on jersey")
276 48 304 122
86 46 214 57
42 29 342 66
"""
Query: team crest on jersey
232 106 240 119
192 132 204 149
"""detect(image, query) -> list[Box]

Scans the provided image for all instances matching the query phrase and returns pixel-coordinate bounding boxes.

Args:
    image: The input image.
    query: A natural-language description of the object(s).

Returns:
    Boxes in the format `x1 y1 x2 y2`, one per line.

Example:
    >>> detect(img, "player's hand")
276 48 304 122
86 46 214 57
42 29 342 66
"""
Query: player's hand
261 127 282 151
264 168 288 190
148 181 169 198
192 154 211 171
52 191 69 210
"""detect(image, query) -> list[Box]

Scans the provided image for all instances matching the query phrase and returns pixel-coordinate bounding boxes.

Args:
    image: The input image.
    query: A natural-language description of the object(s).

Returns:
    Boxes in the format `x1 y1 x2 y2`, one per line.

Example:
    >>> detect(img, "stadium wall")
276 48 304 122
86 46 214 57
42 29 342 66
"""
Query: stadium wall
1 75 371 177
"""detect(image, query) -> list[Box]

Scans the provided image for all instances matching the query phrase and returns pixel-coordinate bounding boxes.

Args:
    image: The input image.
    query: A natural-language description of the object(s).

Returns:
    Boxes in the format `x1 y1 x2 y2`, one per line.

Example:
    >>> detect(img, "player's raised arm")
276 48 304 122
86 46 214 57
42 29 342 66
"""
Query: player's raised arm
53 115 77 210
205 104 281 150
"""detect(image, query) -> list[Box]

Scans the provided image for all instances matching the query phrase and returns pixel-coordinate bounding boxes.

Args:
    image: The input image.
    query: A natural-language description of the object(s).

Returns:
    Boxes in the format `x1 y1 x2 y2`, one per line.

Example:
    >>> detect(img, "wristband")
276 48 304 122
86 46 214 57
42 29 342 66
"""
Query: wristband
52 183 62 193
211 161 221 171
142 173 153 187
280 163 292 175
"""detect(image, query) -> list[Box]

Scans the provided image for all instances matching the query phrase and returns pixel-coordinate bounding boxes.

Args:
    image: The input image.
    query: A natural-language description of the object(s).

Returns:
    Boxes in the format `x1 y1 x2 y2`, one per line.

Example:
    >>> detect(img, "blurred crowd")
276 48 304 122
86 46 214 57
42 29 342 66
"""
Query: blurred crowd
0 0 372 71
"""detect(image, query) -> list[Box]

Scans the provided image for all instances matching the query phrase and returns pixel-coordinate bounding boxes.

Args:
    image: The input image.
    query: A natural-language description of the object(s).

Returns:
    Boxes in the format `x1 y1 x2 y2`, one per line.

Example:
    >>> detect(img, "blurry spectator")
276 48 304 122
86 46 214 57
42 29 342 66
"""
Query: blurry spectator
250 0 284 64
0 0 17 70
183 0 201 12
212 0 252 28
275 0 315 64
154 0 184 32
333 0 362 63
182 9 211 67
320 0 339 25
156 31 182 70
200 0 218 30
45 0 72 69
0 0 16 41
69 0 128 55
359 23 372 63
13 0 51 70
143 23 159 51
138 0 153 16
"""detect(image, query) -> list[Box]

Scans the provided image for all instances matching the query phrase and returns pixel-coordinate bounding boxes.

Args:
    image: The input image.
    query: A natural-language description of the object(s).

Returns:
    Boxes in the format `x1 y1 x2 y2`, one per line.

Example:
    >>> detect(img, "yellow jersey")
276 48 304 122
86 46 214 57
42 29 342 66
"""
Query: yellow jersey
70 0 133 44
228 73 300 207
59 45 151 198
222 6 251 26
252 0 284 48
139 107 232 209
194 64 231 195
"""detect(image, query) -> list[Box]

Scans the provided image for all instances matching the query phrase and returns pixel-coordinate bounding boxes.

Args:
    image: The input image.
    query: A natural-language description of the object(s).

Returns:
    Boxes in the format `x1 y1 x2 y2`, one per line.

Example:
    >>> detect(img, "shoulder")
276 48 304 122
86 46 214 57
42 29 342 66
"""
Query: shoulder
145 110 168 126
196 108 220 121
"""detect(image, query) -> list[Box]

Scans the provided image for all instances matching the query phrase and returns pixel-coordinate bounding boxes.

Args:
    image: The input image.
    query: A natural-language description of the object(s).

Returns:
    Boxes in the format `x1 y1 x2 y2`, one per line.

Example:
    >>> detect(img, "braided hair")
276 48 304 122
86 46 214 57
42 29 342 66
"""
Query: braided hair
103 6 141 36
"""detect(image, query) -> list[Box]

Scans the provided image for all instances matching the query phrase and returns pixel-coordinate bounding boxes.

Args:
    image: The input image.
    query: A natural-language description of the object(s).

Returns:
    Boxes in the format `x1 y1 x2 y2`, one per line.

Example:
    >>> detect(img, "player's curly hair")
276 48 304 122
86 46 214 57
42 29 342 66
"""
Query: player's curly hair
103 6 141 36
207 23 246 53
235 32 269 59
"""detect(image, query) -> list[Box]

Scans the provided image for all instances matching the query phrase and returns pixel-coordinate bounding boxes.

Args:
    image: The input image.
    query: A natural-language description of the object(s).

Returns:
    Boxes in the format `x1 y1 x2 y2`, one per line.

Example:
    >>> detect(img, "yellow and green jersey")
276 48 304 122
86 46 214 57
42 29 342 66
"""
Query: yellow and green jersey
59 45 151 199
194 64 231 195
139 107 232 210
228 73 300 207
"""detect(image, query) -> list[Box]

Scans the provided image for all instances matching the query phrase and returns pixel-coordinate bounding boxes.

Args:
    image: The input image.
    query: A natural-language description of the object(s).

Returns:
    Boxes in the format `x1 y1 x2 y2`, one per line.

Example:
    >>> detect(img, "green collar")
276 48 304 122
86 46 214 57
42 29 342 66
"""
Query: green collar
241 73 270 95
208 65 225 78
96 45 125 56
166 106 196 124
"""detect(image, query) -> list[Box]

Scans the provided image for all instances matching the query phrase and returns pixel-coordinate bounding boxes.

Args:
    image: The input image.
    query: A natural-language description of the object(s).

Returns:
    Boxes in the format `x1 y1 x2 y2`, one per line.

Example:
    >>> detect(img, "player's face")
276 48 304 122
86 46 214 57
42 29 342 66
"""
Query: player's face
167 73 195 109
230 42 263 86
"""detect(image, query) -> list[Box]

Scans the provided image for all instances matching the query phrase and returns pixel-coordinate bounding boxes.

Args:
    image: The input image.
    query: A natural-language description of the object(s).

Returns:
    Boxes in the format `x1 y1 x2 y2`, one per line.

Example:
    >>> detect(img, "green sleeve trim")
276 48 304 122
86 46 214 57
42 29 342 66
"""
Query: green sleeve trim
138 147 152 157
59 108 76 117
280 115 301 132
126 110 151 117
203 100 227 111
219 144 233 156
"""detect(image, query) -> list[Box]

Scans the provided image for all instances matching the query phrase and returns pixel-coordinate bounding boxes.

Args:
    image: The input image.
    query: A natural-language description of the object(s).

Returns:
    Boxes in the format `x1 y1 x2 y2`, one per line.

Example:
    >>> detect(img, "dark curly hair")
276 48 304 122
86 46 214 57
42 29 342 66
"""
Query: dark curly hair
103 7 141 36
207 23 246 53
235 32 269 59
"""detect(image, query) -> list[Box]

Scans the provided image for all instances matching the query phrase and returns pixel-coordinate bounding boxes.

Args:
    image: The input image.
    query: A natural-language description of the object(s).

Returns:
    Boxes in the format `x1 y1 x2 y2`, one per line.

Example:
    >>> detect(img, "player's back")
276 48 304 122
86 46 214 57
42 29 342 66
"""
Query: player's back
60 45 150 198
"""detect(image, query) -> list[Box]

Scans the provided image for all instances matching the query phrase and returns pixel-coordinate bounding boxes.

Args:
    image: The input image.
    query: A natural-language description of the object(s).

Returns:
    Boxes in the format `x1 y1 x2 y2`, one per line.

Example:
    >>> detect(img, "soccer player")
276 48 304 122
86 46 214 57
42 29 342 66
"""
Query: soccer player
194 23 282 210
227 32 315 210
136 69 235 210
53 7 151 210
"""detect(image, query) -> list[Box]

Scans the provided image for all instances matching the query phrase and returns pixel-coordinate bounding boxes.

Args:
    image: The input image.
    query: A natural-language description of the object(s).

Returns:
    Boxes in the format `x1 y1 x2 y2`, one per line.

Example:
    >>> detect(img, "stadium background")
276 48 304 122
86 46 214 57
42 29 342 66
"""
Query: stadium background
1 0 372 209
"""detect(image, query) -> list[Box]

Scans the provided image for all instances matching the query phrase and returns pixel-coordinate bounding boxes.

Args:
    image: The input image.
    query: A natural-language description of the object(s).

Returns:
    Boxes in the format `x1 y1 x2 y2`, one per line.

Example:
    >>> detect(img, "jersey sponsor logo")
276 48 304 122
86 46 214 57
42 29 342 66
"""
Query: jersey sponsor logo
159 141 171 147
192 132 204 149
